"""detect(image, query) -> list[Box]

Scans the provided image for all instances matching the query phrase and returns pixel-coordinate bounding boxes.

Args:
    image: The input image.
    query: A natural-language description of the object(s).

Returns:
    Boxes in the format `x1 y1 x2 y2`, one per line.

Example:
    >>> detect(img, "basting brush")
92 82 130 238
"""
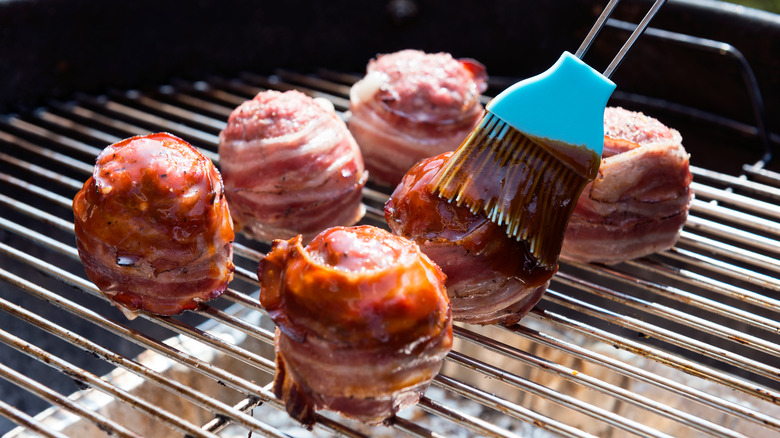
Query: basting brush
430 0 667 269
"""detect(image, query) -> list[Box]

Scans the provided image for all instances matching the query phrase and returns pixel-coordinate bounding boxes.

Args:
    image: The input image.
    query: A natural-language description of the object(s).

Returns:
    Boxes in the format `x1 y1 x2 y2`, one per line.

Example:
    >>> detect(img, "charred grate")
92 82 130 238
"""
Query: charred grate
1 68 780 438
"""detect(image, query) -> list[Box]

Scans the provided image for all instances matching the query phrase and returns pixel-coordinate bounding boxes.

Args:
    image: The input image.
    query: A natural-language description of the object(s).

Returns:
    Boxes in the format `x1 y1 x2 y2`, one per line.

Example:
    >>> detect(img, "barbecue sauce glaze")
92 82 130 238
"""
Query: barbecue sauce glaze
430 119 601 270
386 152 557 325
258 225 452 425
73 132 234 317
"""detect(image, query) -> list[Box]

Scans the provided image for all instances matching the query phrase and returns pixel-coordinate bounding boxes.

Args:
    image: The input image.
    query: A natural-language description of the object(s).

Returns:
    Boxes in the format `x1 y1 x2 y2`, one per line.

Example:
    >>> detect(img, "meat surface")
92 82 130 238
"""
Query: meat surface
73 133 235 317
218 90 367 243
561 107 694 264
385 152 556 325
258 225 452 426
348 49 487 187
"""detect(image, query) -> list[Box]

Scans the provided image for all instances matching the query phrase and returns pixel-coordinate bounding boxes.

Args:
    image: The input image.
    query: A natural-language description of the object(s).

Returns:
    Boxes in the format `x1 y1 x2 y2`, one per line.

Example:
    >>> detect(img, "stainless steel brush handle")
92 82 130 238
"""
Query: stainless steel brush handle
575 0 668 78
575 0 622 58
604 0 668 78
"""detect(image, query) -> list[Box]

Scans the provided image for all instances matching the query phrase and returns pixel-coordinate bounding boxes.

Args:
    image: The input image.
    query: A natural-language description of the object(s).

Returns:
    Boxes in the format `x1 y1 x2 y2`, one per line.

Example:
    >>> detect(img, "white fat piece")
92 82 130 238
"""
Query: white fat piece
350 71 388 104
313 97 335 113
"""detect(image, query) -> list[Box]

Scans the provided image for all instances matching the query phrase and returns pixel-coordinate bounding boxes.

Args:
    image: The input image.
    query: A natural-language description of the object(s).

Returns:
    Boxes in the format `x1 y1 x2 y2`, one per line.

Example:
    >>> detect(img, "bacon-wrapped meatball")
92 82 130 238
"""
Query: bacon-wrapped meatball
258 225 452 426
561 107 694 264
385 152 555 325
218 90 367 243
73 133 235 317
348 49 487 186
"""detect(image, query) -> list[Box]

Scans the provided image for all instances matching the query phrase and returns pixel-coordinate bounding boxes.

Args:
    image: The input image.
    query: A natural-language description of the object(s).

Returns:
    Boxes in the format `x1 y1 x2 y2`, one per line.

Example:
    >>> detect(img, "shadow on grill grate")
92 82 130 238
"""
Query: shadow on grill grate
1 65 780 438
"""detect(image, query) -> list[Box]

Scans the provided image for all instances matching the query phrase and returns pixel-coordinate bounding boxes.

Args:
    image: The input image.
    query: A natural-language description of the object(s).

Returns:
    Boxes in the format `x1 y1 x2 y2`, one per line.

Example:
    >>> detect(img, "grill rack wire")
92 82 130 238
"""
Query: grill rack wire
1 63 780 437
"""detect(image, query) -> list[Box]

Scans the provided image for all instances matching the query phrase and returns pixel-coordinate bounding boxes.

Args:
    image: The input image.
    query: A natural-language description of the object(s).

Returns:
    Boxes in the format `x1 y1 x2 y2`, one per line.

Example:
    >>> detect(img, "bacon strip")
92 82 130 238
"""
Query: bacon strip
561 107 694 264
219 90 367 243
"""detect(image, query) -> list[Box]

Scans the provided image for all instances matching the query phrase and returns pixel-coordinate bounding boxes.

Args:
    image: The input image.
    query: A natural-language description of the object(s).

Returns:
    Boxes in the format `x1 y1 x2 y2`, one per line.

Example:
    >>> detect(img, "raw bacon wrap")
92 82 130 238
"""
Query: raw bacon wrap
218 90 367 243
258 225 452 425
385 153 556 325
348 49 487 186
561 107 694 264
73 133 235 317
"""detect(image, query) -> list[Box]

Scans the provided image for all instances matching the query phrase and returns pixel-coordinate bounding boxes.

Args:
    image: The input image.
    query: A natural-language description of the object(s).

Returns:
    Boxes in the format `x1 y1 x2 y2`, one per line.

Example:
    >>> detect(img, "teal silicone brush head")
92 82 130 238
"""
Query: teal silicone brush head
431 0 667 268
486 51 616 158
430 53 615 269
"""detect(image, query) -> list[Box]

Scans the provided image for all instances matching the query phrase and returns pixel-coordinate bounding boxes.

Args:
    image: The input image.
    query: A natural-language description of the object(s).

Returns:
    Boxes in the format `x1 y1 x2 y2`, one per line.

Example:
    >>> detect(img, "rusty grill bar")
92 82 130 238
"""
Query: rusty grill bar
1 70 780 438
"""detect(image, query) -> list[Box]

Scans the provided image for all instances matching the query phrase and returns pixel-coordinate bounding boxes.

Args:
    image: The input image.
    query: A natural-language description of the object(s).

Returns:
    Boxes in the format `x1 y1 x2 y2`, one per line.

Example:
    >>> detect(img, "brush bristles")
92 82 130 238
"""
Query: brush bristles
431 112 592 269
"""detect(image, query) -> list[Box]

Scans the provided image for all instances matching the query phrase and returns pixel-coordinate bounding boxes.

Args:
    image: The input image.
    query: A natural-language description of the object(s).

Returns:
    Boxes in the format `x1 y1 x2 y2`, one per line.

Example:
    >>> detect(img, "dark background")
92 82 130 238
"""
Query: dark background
0 0 778 170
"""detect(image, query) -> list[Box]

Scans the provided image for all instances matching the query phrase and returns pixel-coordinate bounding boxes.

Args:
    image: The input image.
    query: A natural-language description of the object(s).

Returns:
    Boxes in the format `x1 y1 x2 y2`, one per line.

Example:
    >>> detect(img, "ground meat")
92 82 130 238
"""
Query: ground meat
348 49 487 187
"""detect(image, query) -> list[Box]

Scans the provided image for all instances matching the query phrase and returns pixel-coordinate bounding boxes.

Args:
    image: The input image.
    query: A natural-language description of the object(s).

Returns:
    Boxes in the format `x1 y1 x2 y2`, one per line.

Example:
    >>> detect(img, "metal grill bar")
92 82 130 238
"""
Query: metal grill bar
200 395 266 436
0 153 83 191
677 231 780 274
691 182 780 221
448 330 739 438
2 217 568 437
0 129 93 174
7 307 276 438
684 215 780 254
532 295 780 403
0 216 629 437
1 71 780 438
76 95 221 158
691 165 780 201
662 247 780 291
0 272 292 438
584 260 780 334
0 345 142 438
691 199 780 237
743 164 780 186
413 396 519 438
552 274 780 381
504 323 780 431
429 375 596 438
0 400 68 438
0 292 225 438
4 117 104 158
0 245 370 438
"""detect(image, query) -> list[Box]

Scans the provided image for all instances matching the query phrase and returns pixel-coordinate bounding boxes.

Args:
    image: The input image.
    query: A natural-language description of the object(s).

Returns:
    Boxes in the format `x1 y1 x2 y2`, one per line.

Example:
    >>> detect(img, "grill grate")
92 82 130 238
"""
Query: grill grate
1 69 780 438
